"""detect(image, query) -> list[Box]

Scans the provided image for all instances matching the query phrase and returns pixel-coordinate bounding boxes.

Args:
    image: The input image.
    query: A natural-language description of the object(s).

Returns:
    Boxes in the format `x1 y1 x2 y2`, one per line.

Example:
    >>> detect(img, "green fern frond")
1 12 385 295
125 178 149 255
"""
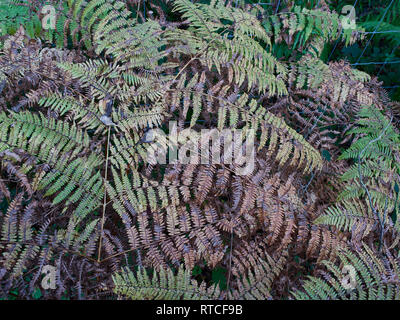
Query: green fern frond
229 252 287 300
0 111 103 221
113 265 220 300
171 0 287 95
0 111 90 159
338 106 400 210
43 0 132 50
292 244 400 300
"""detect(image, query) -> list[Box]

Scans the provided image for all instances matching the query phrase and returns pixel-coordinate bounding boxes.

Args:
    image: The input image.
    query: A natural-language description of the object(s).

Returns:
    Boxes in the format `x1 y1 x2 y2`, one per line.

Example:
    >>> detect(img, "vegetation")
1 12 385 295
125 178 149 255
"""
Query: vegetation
0 0 399 300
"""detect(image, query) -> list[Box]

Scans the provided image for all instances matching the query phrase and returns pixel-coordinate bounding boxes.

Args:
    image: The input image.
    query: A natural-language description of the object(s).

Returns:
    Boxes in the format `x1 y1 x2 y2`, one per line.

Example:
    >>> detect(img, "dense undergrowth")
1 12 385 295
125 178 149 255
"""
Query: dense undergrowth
0 0 400 300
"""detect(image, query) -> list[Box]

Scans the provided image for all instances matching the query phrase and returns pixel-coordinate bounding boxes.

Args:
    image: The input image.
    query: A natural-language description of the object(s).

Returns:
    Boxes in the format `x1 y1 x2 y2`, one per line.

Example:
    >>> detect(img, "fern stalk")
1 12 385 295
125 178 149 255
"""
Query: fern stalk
98 125 111 262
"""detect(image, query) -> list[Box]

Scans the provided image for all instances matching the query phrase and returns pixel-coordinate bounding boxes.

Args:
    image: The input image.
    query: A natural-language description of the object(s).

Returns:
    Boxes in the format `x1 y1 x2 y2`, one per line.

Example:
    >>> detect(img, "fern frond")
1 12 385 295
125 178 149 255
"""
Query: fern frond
113 265 220 300
229 250 287 300
171 0 287 95
0 111 103 221
292 244 400 300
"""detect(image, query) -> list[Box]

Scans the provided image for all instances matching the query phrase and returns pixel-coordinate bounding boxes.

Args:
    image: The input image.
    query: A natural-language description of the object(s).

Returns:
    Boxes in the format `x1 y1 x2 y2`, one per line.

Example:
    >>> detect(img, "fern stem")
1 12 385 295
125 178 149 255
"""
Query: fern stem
226 231 234 295
98 125 111 263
